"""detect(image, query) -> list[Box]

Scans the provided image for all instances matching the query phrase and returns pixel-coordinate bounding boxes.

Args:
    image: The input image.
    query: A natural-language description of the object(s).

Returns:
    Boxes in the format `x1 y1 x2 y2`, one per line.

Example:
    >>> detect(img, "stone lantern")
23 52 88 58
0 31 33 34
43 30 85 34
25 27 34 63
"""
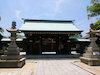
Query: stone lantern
80 23 100 66
0 21 25 68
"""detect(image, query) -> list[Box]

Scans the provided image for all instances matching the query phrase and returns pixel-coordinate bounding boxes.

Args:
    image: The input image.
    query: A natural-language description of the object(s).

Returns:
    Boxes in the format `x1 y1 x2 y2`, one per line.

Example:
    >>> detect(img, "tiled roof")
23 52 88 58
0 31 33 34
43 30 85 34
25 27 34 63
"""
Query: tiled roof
20 19 82 32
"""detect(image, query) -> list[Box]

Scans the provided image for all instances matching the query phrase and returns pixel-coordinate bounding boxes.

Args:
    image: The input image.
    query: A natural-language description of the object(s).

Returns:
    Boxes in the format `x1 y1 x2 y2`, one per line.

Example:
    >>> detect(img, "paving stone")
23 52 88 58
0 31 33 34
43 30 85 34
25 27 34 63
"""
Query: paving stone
34 60 94 75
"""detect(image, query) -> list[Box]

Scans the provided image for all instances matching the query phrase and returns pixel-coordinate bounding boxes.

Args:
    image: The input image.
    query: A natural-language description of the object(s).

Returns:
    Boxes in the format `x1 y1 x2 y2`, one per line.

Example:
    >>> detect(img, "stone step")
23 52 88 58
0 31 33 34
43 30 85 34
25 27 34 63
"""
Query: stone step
83 54 100 58
4 51 20 55
1 55 22 60
7 48 19 51
25 55 81 59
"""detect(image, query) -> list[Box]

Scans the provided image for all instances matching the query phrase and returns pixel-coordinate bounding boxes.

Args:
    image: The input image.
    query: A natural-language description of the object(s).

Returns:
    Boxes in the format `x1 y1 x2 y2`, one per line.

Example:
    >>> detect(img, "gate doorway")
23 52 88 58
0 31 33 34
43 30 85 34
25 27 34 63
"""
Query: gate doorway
42 38 56 54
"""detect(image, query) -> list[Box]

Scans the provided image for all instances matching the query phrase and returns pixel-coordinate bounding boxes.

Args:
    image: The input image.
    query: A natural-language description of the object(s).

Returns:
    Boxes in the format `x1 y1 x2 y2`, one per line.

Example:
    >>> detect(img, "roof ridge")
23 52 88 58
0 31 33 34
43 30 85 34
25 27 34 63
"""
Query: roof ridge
22 19 75 23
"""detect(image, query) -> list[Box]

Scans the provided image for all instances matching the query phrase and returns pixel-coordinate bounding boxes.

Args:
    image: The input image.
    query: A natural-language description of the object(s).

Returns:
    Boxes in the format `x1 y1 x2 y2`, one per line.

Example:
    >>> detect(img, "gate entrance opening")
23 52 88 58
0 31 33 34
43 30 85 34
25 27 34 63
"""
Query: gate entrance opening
42 38 56 54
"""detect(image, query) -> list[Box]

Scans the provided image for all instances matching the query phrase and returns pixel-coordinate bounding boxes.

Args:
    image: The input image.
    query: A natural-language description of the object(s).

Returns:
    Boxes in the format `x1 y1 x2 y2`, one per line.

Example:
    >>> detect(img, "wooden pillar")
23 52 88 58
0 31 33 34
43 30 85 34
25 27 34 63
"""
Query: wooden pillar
64 37 68 54
56 36 59 55
79 42 85 54
60 36 67 54
67 42 71 54
55 35 61 55
40 35 42 55
36 35 41 55
51 39 54 50
60 35 71 55
25 42 29 55
27 42 33 55
66 36 71 54
58 36 61 54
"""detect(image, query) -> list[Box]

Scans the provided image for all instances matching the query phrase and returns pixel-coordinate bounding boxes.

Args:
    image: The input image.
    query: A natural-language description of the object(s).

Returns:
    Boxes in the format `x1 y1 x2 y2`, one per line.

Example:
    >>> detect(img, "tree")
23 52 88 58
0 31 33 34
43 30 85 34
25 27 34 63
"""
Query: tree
91 0 99 3
94 20 100 29
0 16 4 40
0 16 1 20
87 0 100 18
87 0 100 30
0 16 4 33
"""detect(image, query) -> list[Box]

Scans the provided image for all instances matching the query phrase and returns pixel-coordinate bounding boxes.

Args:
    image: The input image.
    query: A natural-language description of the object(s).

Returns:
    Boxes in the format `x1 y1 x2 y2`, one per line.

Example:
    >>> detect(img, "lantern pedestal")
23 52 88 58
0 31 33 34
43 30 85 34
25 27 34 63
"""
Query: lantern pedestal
0 42 25 68
80 30 100 66
0 21 25 68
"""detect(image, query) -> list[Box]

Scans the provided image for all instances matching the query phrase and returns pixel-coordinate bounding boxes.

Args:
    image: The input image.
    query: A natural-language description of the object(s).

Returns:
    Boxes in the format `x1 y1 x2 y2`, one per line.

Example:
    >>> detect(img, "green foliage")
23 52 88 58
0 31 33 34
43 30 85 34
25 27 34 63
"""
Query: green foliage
94 20 100 29
91 0 98 3
0 27 4 33
16 34 24 38
0 16 4 33
70 34 81 37
0 16 1 20
87 0 100 19
0 16 4 41
87 0 100 30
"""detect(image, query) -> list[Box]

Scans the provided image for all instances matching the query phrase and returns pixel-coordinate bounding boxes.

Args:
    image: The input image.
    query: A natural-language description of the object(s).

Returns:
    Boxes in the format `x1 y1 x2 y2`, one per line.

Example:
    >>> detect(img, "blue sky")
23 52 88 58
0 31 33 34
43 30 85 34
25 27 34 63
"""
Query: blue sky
0 0 97 36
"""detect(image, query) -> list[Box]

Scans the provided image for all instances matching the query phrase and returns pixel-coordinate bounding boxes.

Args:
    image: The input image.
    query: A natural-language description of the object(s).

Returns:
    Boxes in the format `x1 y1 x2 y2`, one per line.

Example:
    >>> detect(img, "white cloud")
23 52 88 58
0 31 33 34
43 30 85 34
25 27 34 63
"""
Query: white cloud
16 10 21 20
54 0 64 13
45 0 65 19
49 0 71 18
53 0 65 17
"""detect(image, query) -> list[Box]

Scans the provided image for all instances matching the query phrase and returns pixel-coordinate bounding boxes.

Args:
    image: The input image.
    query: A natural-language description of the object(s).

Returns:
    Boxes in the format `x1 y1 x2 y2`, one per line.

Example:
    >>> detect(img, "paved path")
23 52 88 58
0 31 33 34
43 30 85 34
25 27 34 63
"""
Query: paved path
0 62 35 75
0 59 95 75
33 59 94 75
0 70 33 75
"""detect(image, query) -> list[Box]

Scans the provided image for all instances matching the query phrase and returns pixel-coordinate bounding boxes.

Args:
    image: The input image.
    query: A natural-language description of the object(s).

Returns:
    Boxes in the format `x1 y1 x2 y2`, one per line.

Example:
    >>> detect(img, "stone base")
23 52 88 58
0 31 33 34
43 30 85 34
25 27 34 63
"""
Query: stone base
1 55 22 60
80 57 100 66
0 58 25 68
